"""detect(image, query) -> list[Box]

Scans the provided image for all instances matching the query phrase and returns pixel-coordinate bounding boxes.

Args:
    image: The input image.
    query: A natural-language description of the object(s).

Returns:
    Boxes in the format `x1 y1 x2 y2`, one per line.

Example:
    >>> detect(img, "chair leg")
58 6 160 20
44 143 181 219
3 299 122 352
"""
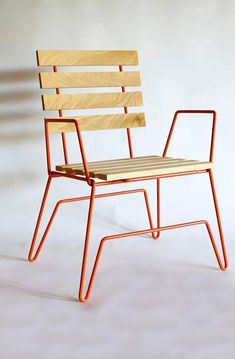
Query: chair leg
79 181 96 302
208 169 228 269
78 185 160 302
152 178 161 239
28 176 52 262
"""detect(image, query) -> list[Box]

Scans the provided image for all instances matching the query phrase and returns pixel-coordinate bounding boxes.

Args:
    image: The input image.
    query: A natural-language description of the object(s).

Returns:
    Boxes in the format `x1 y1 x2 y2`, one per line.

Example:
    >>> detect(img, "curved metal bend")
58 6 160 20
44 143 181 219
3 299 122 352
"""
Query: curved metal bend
45 118 91 185
163 110 216 162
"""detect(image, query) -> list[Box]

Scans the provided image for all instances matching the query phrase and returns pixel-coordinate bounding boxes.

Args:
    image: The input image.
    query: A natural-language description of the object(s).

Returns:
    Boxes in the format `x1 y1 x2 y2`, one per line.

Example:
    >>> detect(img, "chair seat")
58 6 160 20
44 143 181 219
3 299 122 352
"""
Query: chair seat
56 155 212 181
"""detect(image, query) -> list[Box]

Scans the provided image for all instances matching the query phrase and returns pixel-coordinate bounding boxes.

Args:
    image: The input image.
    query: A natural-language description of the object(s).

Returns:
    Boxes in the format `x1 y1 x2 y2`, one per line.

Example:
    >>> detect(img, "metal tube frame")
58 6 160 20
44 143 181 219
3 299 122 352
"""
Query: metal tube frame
29 66 228 303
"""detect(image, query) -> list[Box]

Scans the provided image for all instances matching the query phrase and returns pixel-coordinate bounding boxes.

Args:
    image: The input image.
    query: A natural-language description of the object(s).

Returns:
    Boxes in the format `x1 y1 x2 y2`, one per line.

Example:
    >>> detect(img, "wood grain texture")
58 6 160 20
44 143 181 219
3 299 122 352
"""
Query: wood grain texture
39 71 141 88
47 113 146 132
42 91 143 110
37 50 138 66
59 157 183 172
56 156 213 181
56 156 161 171
100 162 213 180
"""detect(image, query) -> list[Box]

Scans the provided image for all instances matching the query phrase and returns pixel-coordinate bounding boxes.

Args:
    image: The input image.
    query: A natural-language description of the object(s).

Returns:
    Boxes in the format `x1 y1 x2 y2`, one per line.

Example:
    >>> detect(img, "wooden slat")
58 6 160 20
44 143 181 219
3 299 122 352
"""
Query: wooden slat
47 113 146 133
56 156 160 172
96 161 213 180
42 91 143 110
56 156 212 181
93 160 201 176
39 71 141 89
63 157 185 174
64 159 201 176
90 159 188 175
84 157 183 171
37 50 138 66
66 158 191 176
57 156 168 173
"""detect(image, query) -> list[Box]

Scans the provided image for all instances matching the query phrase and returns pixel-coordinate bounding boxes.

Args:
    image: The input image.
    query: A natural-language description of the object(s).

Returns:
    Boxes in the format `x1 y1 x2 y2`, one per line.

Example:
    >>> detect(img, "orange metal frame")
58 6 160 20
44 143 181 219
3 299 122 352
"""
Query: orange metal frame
28 66 228 302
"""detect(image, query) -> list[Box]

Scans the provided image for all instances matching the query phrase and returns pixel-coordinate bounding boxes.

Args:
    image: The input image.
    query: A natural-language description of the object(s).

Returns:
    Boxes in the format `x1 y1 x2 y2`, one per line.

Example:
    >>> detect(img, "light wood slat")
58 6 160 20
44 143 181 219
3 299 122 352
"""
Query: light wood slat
42 91 143 110
92 160 200 176
89 159 188 173
56 156 160 171
95 162 213 180
47 113 145 132
37 50 138 66
84 157 184 170
56 156 160 172
70 160 200 177
56 156 212 181
39 71 141 89
64 158 186 175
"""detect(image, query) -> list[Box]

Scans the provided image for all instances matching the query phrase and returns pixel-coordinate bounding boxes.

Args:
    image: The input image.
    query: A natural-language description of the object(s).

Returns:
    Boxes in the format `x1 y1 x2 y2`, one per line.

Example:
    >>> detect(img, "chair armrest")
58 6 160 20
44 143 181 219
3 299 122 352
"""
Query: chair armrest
44 118 91 184
163 110 216 162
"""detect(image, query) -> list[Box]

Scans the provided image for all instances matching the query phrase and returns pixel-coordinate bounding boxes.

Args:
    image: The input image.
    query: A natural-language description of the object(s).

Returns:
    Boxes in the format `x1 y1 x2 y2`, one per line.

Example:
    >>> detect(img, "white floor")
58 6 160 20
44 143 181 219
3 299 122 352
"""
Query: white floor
1 176 235 359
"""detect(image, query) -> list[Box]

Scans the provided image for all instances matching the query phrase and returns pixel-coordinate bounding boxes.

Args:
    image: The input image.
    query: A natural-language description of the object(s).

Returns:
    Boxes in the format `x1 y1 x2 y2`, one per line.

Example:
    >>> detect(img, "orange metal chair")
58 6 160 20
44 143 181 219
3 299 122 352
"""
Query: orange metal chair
28 50 228 302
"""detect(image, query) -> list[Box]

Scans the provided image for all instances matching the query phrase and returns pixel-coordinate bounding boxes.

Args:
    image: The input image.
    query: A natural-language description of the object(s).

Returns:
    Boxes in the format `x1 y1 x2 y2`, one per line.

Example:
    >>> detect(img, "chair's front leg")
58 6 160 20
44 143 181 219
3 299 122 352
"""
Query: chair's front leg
28 176 53 262
208 169 228 269
153 178 161 239
78 180 97 302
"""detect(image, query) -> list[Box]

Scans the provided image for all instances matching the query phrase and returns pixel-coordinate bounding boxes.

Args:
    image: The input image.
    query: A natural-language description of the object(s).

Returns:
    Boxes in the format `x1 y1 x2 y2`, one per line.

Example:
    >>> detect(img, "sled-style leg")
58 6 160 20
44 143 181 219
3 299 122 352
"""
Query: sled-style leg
208 169 228 269
28 176 52 262
76 217 228 302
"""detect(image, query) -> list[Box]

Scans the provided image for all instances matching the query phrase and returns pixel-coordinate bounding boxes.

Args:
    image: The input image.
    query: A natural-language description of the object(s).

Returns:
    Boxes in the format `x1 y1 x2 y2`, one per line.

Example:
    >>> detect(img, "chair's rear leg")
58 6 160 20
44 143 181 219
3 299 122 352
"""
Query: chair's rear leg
79 181 96 302
208 169 228 269
28 176 52 262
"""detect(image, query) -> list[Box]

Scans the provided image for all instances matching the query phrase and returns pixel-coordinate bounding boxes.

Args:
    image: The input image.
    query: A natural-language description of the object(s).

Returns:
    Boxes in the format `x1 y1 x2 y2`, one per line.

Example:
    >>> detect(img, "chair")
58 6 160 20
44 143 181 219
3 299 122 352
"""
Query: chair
28 50 228 302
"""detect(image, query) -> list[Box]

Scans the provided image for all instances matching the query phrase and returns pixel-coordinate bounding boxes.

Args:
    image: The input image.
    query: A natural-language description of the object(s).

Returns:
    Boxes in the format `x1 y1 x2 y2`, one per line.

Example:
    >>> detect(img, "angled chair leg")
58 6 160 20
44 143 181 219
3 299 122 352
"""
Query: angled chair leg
208 169 228 269
28 176 53 262
141 180 160 240
78 184 157 302
79 181 96 302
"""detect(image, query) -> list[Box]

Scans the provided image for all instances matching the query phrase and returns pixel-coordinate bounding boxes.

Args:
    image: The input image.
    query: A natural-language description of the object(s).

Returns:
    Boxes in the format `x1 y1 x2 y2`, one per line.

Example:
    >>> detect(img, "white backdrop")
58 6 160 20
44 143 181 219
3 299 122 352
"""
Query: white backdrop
1 0 235 358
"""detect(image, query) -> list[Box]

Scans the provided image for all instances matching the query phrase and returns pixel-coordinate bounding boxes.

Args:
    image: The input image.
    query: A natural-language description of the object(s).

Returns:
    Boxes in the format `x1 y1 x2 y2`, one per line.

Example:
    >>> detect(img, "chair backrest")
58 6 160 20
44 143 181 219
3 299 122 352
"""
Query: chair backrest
37 50 146 133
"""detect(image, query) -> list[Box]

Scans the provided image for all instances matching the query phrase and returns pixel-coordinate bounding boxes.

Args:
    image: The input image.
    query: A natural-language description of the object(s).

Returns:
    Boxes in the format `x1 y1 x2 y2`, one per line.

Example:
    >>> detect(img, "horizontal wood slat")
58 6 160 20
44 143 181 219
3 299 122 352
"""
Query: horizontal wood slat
39 71 141 89
37 50 138 66
42 91 143 110
56 156 161 172
47 113 146 132
56 156 213 181
101 162 213 180
59 157 183 173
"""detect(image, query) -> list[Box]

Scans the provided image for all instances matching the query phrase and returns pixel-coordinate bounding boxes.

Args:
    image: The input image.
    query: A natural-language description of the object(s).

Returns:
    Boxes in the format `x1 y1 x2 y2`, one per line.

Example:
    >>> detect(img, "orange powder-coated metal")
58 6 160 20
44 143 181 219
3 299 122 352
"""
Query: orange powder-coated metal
53 66 69 165
29 62 228 303
119 65 133 158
